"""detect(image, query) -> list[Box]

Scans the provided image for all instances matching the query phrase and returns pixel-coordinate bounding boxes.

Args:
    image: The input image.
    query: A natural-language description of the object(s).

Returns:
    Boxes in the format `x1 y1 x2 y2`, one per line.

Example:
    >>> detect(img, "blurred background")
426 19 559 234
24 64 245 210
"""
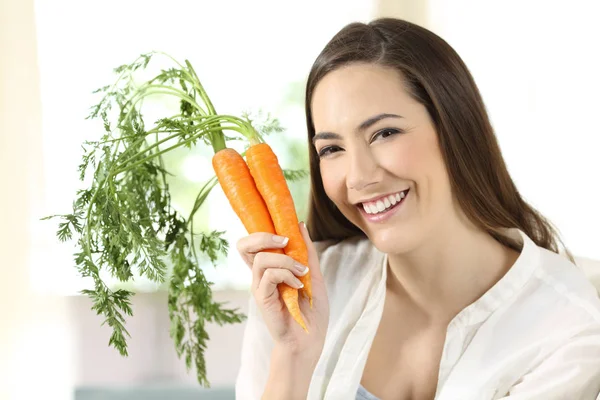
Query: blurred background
1 0 599 399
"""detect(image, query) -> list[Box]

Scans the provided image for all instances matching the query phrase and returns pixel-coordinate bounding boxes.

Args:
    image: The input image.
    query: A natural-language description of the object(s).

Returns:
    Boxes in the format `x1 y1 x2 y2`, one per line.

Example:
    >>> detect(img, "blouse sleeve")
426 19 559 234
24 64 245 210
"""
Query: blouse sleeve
235 294 274 400
500 324 600 399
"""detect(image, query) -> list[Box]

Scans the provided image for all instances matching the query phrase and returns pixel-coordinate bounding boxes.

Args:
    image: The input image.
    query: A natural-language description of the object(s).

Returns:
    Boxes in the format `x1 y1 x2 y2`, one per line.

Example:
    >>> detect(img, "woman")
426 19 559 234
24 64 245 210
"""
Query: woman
235 18 600 400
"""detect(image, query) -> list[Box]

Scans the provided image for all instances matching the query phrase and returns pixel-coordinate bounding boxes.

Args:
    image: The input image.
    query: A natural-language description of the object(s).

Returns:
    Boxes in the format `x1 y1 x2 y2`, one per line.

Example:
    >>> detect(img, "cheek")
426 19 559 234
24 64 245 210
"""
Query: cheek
379 133 451 204
411 133 454 210
377 137 420 176
422 139 452 198
319 161 347 203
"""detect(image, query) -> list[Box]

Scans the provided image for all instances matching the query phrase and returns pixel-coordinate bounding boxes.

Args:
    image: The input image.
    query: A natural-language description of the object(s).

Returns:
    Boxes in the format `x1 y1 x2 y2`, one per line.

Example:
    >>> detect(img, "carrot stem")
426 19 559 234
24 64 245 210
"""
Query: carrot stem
112 124 241 175
211 130 226 153
184 60 215 114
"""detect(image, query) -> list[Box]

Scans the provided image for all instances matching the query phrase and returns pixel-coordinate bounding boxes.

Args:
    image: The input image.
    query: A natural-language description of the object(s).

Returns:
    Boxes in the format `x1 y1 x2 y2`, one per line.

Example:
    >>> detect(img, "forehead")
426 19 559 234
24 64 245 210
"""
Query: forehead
311 63 415 130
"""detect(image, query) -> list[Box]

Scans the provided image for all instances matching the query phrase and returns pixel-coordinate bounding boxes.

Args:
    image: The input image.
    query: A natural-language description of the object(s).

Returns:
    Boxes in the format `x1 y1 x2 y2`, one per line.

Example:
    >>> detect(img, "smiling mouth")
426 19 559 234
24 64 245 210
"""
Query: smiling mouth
359 189 410 215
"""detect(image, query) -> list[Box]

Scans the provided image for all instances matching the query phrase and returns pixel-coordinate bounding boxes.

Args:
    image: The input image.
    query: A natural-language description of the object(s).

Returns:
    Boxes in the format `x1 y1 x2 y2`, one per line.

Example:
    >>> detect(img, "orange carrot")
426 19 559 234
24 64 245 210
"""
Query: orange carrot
212 148 308 331
245 143 313 308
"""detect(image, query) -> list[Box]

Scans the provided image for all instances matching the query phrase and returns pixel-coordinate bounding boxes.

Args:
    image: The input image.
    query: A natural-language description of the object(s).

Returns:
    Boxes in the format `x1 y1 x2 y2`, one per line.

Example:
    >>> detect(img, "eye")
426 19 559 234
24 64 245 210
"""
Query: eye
370 128 402 143
317 145 342 158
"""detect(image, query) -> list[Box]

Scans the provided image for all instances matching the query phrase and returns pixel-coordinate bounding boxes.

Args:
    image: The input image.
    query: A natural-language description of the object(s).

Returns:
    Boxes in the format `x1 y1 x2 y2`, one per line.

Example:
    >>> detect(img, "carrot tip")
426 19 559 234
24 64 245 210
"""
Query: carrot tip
302 290 313 309
295 316 308 333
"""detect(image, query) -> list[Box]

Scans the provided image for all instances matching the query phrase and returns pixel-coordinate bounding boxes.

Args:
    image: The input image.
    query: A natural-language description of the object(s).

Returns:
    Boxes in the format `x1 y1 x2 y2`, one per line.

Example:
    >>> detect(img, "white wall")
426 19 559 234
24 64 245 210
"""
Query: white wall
374 0 428 24
0 0 75 399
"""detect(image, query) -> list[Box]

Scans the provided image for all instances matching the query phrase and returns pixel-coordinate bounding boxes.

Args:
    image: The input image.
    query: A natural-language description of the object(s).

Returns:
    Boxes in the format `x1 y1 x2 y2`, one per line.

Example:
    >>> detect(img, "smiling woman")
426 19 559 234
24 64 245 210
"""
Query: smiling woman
235 18 600 400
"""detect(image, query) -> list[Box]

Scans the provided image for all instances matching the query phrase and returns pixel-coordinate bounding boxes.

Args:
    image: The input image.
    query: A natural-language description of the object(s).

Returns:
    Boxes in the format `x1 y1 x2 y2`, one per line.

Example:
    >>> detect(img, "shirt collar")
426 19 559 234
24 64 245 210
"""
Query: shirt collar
377 228 541 328
449 228 540 328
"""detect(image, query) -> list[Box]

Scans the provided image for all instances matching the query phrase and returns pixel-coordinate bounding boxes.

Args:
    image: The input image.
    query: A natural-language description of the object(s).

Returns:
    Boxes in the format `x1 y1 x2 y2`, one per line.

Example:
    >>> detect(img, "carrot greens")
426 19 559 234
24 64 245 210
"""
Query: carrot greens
42 51 307 387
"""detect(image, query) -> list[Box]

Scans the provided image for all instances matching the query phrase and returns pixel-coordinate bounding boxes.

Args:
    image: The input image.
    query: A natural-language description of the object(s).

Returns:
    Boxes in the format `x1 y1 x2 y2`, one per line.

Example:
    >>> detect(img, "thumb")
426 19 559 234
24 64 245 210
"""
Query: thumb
299 221 322 280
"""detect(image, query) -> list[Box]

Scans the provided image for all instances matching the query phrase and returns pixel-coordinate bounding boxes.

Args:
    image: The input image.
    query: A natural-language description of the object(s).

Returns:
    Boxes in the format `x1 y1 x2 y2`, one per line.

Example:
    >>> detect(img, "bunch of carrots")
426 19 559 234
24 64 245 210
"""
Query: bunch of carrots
213 140 312 331
46 52 312 387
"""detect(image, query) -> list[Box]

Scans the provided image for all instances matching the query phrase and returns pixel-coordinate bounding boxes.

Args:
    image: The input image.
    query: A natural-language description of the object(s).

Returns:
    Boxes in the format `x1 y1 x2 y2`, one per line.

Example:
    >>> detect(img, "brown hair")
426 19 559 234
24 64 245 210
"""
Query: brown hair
304 17 571 260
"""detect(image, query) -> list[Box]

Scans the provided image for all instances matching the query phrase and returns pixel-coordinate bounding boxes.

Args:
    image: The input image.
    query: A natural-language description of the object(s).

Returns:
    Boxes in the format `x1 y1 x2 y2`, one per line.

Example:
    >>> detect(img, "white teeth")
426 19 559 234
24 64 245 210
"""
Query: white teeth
361 190 408 215
363 203 380 215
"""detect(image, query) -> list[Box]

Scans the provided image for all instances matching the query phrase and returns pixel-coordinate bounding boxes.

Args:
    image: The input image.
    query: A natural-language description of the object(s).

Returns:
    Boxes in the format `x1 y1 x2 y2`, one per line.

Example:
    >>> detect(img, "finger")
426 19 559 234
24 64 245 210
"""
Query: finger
251 252 309 293
236 232 289 268
299 221 323 280
255 268 304 302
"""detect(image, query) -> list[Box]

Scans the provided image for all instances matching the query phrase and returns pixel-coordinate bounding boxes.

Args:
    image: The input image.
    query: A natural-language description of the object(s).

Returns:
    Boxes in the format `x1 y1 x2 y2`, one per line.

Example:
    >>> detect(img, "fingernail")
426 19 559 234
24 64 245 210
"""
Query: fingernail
294 262 309 276
300 222 311 239
294 278 304 288
273 235 289 245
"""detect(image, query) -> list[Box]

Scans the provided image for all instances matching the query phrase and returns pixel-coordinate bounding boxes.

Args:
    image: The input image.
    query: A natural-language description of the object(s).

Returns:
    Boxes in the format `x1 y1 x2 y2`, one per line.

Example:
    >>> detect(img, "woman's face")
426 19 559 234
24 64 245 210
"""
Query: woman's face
311 63 457 254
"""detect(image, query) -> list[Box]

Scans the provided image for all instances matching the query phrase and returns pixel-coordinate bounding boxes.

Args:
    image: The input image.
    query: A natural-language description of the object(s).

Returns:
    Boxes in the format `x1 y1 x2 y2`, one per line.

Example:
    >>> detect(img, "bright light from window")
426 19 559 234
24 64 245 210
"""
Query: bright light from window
181 155 213 184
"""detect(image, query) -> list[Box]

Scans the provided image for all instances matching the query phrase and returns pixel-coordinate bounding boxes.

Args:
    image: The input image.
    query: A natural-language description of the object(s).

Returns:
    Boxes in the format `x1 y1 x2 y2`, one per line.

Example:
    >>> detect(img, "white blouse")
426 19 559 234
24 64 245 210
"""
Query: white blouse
235 229 600 399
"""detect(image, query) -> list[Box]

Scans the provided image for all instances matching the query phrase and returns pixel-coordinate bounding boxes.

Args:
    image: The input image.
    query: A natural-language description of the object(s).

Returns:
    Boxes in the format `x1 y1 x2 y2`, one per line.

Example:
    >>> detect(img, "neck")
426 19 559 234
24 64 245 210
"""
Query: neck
386 217 520 322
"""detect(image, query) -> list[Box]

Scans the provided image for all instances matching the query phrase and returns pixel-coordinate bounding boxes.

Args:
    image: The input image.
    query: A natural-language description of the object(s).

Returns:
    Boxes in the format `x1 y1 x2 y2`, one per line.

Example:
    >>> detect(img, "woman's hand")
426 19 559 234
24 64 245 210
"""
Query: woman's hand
236 222 329 358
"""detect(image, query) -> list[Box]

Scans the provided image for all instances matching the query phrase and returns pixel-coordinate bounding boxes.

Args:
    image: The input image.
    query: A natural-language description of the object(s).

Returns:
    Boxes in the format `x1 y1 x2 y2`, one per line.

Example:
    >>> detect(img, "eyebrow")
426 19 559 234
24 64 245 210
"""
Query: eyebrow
312 113 403 144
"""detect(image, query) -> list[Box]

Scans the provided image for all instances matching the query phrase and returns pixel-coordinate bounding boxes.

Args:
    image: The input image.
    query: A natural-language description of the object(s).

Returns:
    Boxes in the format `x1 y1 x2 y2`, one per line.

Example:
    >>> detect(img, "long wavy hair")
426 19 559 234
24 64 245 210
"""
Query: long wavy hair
304 18 571 260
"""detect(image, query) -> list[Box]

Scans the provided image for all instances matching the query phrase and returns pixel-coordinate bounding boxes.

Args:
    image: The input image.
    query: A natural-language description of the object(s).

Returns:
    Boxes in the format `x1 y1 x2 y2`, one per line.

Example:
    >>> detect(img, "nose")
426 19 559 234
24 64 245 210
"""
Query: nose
346 147 380 191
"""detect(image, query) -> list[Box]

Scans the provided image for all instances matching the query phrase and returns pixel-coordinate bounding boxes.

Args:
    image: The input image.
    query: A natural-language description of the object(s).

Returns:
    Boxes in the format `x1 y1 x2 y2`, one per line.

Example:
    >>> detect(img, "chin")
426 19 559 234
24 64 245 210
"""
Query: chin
343 207 418 254
363 224 420 255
